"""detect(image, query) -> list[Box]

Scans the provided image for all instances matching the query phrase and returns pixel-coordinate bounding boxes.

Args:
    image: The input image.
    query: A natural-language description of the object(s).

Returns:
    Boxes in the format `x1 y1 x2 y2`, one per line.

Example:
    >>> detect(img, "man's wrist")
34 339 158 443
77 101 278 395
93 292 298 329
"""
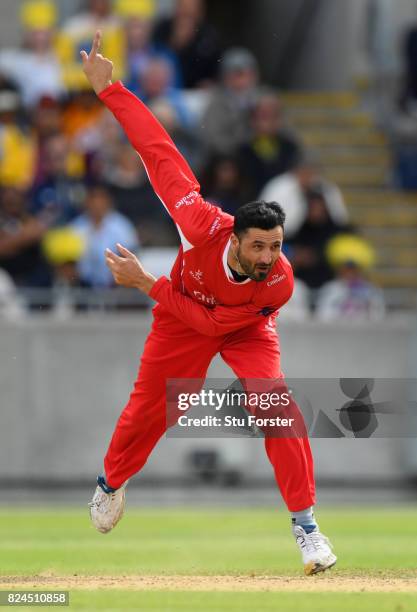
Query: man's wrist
94 79 113 95
136 275 157 295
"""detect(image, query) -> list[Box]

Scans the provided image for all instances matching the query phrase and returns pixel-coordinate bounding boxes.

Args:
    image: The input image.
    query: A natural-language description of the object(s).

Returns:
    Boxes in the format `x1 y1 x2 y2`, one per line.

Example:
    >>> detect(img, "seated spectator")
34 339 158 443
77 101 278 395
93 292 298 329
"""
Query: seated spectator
62 90 105 141
289 188 350 291
239 91 301 196
150 98 204 172
32 95 64 186
0 0 64 108
106 142 178 246
135 56 193 127
153 0 221 89
31 134 86 228
63 0 119 33
58 0 123 90
202 154 251 215
0 186 50 287
0 268 25 320
42 226 87 318
74 108 126 182
114 0 181 91
259 152 349 239
316 234 385 321
202 48 259 154
71 183 139 287
0 85 35 190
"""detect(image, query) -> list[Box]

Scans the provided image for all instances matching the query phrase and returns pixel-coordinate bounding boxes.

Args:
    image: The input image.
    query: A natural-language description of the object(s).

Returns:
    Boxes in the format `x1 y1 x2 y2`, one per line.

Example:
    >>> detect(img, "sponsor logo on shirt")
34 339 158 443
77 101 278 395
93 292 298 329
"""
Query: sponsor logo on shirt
193 290 217 306
190 269 204 285
175 191 199 209
209 216 222 235
267 273 286 287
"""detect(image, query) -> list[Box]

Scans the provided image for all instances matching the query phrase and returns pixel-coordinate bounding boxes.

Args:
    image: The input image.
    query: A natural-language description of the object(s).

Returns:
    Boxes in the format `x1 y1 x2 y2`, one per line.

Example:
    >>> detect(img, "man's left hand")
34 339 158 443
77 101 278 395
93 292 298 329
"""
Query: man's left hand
105 244 156 295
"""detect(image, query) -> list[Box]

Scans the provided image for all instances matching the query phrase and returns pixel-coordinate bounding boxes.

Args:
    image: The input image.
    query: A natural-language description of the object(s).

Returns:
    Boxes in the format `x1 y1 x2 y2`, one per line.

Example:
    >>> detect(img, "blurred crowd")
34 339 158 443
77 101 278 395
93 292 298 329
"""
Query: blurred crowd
0 0 384 321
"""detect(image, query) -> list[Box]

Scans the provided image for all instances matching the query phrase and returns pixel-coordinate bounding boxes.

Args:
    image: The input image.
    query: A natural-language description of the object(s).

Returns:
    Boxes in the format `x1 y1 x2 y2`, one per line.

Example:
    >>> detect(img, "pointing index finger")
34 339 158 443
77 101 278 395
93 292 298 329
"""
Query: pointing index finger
90 30 101 58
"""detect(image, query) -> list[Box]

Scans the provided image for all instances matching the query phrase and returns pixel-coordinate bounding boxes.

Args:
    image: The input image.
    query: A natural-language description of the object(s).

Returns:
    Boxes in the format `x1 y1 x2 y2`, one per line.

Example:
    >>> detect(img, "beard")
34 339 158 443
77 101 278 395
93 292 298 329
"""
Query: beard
236 247 273 282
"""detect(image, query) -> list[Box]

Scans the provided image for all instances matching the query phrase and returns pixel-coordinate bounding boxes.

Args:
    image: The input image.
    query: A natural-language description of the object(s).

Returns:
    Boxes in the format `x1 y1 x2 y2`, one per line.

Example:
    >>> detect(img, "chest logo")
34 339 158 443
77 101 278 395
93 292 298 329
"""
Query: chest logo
190 269 204 285
267 273 286 287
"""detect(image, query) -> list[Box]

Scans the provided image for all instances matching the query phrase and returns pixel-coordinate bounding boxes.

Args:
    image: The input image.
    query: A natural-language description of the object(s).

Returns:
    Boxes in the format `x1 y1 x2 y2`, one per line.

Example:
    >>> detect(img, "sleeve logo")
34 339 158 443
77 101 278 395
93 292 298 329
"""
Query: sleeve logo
209 216 222 235
175 191 199 209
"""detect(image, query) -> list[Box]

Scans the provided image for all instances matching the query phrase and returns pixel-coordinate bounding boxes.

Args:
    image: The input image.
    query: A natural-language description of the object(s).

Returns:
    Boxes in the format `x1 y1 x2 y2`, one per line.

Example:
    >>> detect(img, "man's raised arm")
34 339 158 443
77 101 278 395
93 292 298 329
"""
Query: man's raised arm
81 32 225 248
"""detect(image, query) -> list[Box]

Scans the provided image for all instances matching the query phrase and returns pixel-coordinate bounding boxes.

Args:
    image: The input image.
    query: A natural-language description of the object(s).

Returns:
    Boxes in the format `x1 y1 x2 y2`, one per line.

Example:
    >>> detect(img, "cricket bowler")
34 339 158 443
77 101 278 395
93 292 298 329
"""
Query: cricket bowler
82 32 337 575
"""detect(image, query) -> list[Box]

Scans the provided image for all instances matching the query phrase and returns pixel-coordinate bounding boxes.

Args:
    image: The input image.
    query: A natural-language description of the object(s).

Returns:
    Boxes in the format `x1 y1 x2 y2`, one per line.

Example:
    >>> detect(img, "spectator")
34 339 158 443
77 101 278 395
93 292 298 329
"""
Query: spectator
259 152 349 239
0 186 49 287
153 0 221 89
74 108 126 182
62 90 105 141
316 234 385 321
114 0 181 91
202 154 251 215
239 91 301 196
289 188 349 291
0 1 64 108
31 134 86 227
71 183 139 287
137 56 192 127
42 226 87 317
61 0 120 37
106 142 177 246
150 98 203 173
32 95 64 186
202 47 259 154
0 85 35 190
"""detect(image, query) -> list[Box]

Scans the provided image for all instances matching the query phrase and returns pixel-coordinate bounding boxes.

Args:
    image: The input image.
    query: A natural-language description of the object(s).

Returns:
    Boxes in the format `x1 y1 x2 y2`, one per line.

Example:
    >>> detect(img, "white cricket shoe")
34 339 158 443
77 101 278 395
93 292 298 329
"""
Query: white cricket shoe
88 476 127 534
293 525 337 575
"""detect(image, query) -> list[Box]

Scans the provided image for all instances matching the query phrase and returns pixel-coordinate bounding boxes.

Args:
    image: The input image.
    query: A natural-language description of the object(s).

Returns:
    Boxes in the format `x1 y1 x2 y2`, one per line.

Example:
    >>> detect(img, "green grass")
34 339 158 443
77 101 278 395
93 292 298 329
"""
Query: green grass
65 591 417 611
1 506 416 610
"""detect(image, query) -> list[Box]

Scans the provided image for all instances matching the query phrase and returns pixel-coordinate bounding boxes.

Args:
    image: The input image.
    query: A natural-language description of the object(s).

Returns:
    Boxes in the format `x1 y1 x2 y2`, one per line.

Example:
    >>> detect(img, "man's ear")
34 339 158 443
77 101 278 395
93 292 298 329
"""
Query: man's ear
230 233 239 250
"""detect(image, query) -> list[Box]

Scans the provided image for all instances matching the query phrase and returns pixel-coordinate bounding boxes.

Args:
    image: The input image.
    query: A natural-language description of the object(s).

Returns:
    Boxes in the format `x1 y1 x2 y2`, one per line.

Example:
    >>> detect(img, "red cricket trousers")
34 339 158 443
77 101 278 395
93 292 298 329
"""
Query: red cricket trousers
104 307 315 511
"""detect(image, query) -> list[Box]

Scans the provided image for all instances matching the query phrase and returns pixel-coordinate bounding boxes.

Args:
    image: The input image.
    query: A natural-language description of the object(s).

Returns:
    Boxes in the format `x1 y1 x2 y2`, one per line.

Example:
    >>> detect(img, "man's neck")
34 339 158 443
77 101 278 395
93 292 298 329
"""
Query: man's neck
226 244 248 280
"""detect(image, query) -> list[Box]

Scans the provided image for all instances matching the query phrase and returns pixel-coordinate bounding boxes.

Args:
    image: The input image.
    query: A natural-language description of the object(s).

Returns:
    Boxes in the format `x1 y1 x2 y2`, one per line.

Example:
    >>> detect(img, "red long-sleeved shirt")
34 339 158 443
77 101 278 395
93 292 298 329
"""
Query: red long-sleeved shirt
99 81 294 336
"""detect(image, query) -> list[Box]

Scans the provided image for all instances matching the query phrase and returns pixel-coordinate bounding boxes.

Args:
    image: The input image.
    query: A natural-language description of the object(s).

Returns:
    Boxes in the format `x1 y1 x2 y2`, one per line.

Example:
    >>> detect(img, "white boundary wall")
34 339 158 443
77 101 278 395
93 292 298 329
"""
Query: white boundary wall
1 315 416 483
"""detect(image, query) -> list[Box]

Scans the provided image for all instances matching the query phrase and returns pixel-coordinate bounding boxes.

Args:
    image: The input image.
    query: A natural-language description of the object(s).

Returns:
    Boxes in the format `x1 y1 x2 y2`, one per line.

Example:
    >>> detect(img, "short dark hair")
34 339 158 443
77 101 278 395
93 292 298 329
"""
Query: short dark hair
233 200 286 237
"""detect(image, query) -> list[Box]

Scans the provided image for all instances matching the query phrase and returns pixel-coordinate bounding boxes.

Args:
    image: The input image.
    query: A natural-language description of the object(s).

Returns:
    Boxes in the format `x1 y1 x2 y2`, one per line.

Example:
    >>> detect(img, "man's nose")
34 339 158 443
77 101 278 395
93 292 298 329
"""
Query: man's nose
259 253 272 265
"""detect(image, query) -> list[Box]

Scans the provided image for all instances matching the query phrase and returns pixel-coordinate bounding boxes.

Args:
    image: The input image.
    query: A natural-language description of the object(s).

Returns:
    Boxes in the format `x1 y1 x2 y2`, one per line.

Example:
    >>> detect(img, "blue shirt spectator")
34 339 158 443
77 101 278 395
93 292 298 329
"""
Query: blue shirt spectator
71 183 139 287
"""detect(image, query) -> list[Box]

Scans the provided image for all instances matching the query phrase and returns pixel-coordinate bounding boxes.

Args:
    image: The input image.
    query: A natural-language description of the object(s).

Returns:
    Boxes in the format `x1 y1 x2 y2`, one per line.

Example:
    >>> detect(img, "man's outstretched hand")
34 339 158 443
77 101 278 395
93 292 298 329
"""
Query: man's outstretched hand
106 244 157 295
80 31 113 95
